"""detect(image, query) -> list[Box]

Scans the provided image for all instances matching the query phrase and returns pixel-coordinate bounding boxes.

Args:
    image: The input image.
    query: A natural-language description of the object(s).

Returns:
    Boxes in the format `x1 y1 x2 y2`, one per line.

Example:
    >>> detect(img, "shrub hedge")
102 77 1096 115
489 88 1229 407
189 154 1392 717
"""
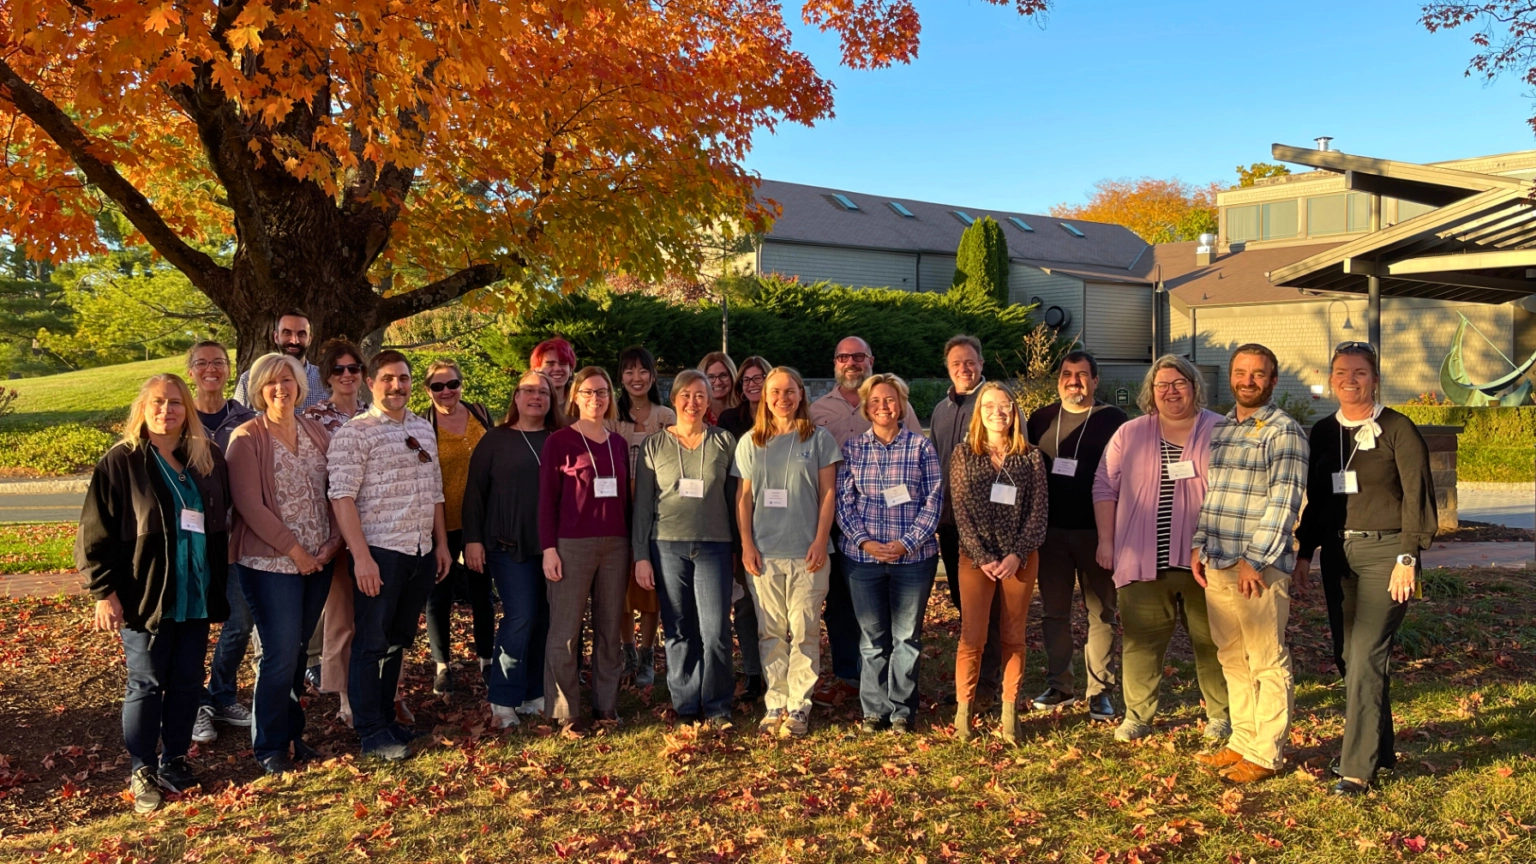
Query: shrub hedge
0 424 117 476
1393 405 1535 447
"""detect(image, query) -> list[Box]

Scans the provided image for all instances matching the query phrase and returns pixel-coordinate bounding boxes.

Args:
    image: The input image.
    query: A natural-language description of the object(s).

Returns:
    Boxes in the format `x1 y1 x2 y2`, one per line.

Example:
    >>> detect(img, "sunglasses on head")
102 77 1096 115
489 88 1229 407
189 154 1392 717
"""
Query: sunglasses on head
428 379 462 393
404 435 432 463
1333 340 1377 355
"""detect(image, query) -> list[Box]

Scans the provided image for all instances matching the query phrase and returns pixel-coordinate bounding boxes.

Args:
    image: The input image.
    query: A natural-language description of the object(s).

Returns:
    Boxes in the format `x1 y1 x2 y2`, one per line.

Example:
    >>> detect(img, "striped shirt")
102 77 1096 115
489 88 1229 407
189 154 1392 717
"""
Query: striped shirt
835 428 943 564
327 405 444 556
1191 402 1309 574
1156 439 1184 570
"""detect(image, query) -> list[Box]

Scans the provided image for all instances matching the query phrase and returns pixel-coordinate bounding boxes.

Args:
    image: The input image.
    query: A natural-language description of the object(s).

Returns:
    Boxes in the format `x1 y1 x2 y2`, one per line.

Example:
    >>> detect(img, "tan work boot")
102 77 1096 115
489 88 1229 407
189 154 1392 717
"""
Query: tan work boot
1000 702 1019 744
954 702 971 742
1195 747 1245 771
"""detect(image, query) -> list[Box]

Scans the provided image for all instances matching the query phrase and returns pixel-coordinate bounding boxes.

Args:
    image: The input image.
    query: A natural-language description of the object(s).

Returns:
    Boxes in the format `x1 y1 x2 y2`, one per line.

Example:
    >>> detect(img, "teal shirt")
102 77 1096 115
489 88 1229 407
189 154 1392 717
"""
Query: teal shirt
152 449 209 622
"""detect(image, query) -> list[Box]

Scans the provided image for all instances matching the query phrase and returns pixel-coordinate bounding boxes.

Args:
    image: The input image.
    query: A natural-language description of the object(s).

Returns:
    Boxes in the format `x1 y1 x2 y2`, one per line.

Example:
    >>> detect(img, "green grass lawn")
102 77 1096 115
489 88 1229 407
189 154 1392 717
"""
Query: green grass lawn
1458 445 1536 483
0 523 74 573
7 356 187 428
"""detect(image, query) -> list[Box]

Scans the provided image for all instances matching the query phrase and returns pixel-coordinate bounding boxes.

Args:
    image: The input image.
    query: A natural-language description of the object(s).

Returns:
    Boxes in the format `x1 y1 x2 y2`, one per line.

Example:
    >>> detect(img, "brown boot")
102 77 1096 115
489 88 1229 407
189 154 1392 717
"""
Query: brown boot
999 702 1018 744
1195 747 1245 770
954 702 972 742
1221 759 1279 784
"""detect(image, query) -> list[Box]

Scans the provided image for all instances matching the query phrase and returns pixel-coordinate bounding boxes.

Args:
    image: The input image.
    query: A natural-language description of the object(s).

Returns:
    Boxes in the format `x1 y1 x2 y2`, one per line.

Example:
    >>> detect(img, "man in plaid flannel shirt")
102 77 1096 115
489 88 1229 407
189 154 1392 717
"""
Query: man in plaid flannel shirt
1190 344 1308 785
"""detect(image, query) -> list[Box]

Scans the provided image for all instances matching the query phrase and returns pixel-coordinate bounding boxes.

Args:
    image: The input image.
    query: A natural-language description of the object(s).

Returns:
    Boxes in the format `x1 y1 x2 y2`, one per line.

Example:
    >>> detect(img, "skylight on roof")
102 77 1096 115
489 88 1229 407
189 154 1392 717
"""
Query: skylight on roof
952 210 974 226
1008 217 1034 232
889 201 915 218
832 194 859 211
1059 222 1086 237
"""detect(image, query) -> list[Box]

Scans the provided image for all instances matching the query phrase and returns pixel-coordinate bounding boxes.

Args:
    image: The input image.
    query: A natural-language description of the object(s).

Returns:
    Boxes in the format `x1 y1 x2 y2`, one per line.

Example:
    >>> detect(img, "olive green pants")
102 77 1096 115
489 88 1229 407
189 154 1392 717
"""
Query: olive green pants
1118 569 1229 727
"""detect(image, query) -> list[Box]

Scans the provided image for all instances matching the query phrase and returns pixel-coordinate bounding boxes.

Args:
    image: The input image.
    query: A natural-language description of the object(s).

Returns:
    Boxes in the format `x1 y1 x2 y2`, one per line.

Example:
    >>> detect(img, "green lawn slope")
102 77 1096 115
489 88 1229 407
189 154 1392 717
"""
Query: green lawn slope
9 356 187 428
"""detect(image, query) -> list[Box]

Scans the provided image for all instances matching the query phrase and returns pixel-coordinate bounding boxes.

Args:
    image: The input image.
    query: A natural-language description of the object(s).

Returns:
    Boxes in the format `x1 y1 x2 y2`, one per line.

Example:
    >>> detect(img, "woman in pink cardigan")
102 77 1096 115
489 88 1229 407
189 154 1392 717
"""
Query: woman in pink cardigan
1092 354 1230 745
227 353 343 775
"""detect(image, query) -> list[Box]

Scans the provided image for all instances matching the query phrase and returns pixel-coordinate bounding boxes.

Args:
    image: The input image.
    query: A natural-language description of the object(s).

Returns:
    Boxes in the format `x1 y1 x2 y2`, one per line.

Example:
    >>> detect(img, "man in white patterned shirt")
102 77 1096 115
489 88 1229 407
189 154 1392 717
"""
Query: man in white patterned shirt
328 350 450 761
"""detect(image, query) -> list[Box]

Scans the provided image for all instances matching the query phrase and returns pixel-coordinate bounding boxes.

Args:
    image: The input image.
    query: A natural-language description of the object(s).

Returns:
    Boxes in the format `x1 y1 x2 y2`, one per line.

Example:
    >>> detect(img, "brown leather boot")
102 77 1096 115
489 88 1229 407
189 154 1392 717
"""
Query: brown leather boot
1194 747 1245 770
1221 759 1280 784
954 702 971 742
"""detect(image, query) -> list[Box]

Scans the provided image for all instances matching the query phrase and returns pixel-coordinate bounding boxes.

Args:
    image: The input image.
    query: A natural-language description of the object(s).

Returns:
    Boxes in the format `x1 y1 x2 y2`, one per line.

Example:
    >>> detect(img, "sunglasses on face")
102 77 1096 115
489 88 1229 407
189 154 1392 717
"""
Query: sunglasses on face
405 436 433 464
332 363 362 375
428 379 462 393
834 352 869 365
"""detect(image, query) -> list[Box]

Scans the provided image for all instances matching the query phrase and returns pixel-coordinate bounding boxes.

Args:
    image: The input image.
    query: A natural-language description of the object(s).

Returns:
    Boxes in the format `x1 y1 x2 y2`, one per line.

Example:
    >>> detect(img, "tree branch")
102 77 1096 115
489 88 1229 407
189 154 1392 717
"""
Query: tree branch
374 263 505 324
0 57 229 299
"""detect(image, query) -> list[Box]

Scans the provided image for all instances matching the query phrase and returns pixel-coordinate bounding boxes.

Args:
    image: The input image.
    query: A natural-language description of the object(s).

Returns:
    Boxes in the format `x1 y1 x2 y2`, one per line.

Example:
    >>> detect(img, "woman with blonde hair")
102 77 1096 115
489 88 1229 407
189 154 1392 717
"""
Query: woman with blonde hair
227 353 343 774
733 366 842 737
948 381 1048 742
697 351 739 425
77 374 232 813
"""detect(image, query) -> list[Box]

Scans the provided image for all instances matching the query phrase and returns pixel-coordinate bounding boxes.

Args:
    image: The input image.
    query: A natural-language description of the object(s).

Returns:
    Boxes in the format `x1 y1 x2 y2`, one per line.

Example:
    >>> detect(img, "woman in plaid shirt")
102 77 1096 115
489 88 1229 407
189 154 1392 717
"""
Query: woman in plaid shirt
835 373 944 735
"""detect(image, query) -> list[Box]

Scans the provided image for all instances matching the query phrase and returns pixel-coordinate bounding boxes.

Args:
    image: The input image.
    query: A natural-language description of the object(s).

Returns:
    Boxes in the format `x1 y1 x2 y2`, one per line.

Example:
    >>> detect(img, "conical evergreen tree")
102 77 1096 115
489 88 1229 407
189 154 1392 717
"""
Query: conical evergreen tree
950 216 1010 306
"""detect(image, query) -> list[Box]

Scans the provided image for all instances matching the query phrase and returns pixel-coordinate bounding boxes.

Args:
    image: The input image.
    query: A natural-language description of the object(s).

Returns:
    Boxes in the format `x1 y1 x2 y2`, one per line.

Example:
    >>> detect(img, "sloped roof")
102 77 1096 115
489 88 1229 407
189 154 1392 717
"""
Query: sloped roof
756 179 1151 270
1137 241 1348 307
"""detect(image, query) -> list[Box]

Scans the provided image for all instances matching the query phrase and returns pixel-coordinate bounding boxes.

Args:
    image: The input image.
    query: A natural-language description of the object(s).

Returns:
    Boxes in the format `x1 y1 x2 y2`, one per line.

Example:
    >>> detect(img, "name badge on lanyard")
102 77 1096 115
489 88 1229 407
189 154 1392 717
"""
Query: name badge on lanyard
990 483 1017 505
764 488 789 508
594 477 619 498
180 509 206 534
1166 461 1196 481
1051 457 1079 477
678 478 705 498
882 484 912 507
1332 470 1359 495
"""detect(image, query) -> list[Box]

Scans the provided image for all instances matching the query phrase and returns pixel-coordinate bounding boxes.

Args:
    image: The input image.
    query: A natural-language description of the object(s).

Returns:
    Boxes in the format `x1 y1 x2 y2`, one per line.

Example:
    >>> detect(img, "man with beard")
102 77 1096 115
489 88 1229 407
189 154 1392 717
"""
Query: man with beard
809 336 921 707
234 310 328 410
1026 351 1127 722
1191 344 1308 785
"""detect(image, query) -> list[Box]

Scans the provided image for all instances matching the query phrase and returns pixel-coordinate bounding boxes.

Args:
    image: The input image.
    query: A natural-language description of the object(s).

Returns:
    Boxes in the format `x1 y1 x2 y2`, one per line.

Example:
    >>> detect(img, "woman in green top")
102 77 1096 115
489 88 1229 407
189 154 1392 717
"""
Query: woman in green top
76 374 231 815
632 370 738 724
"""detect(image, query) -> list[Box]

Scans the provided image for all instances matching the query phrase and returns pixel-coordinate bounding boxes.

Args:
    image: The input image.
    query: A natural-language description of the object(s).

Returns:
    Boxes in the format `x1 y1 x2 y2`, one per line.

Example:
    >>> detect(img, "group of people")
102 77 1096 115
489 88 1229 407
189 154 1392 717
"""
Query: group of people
76 309 1438 815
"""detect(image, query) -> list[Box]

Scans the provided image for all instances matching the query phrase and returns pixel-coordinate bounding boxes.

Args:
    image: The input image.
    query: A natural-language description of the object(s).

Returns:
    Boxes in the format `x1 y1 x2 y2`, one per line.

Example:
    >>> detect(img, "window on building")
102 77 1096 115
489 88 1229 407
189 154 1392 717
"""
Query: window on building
952 210 974 226
1227 200 1298 242
1059 222 1086 237
889 201 914 218
1308 193 1375 236
832 194 859 211
1008 216 1033 232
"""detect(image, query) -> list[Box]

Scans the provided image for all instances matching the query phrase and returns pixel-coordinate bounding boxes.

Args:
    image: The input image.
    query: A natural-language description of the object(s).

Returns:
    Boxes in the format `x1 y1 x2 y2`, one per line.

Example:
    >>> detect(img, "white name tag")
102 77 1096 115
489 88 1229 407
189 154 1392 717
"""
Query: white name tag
678 478 705 499
180 508 206 534
1167 461 1196 481
990 483 1017 505
1051 457 1079 477
594 477 619 498
764 488 789 508
882 484 912 507
1332 470 1359 495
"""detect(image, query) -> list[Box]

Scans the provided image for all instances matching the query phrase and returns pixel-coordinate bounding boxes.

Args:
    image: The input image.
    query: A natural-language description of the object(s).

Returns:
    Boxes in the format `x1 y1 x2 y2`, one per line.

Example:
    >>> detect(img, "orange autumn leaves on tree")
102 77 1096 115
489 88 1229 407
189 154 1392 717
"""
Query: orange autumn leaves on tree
0 0 1051 360
1050 178 1221 245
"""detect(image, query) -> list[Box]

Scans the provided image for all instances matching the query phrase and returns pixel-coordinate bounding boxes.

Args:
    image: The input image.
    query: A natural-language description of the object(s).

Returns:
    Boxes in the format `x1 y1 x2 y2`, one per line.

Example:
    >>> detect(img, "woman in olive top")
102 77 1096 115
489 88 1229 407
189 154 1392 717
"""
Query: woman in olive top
948 382 1048 743
464 371 562 728
734 366 841 738
610 345 675 688
423 359 496 695
540 366 631 736
77 374 231 814
1294 342 1437 796
632 370 738 724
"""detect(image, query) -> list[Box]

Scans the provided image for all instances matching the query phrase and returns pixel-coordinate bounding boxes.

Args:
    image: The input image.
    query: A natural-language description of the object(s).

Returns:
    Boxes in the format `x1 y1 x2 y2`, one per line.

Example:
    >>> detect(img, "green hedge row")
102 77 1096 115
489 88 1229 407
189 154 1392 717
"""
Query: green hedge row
1394 405 1536 447
0 424 117 476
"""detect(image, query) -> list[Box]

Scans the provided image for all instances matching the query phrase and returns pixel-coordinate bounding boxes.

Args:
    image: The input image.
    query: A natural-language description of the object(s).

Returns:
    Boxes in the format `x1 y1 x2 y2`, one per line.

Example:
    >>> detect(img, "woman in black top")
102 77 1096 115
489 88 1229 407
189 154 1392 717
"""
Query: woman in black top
464 371 563 729
1294 342 1437 796
715 355 769 438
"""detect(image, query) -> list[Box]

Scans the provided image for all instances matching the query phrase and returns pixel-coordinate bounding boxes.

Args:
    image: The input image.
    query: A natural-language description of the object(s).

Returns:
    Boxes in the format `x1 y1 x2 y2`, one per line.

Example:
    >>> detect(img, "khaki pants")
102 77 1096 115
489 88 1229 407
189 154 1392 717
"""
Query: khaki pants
747 558 830 713
1204 564 1293 770
318 555 355 694
954 551 1036 705
545 536 630 720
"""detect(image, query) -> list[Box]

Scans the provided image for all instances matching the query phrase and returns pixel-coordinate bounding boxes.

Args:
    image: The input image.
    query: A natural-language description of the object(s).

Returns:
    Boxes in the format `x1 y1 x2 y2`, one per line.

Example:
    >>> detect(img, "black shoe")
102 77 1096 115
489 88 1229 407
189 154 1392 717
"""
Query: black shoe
433 667 453 695
390 722 419 744
292 740 322 763
860 717 885 735
742 675 766 702
890 718 911 735
154 757 199 794
1331 778 1369 796
129 766 162 814
258 754 294 776
1088 694 1117 722
362 731 410 762
304 664 323 690
1031 688 1078 710
675 712 702 726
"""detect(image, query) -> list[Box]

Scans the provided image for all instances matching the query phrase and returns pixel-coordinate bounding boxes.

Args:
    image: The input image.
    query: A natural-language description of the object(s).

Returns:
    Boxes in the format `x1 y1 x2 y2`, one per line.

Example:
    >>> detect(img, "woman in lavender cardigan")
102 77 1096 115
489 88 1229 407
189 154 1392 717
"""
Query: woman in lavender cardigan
1092 355 1230 744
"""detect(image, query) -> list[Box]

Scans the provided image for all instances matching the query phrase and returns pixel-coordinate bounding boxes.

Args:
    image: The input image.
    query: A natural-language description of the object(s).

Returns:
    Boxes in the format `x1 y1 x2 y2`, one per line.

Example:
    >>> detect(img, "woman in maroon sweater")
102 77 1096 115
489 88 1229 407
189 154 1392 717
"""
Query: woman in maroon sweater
539 366 630 736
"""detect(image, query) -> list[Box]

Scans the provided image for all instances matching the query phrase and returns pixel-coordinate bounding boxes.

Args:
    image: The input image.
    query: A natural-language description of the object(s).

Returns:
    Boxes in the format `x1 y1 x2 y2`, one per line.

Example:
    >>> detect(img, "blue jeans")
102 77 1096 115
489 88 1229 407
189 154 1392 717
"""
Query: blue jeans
486 550 547 708
349 546 437 744
823 549 862 684
653 540 735 719
845 557 939 722
204 563 253 707
241 563 332 761
121 619 211 771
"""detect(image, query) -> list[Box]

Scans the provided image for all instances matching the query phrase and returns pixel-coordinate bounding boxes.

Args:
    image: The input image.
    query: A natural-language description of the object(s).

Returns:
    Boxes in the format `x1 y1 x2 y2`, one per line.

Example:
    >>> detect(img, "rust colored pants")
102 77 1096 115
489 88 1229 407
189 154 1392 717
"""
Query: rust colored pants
954 550 1038 705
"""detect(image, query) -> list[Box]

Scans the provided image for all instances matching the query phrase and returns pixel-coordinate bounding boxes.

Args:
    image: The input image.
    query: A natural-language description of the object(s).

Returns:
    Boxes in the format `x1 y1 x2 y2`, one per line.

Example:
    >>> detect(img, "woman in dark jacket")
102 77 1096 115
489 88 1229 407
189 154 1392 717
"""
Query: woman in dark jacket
77 373 231 815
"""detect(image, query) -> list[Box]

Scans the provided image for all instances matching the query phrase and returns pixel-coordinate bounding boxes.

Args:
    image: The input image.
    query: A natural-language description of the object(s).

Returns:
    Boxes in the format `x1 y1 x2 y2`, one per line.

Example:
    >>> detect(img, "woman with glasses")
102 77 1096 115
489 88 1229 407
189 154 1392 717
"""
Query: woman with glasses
836 373 943 735
948 382 1047 743
464 371 563 728
78 374 231 813
540 367 631 736
698 351 739 426
1294 342 1436 795
734 366 841 737
1092 355 1229 744
423 359 496 696
227 354 343 774
609 346 675 688
714 355 771 704
632 370 738 725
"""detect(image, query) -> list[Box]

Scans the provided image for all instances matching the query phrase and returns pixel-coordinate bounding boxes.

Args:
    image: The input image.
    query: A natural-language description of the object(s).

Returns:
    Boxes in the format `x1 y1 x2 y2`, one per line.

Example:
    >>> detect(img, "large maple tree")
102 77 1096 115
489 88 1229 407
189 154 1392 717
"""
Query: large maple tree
0 0 1048 365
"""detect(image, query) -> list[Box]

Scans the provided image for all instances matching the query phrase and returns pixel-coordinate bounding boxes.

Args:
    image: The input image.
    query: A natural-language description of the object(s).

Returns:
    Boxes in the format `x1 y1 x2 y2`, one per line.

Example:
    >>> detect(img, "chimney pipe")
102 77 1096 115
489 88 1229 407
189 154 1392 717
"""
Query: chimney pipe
1195 232 1217 267
1315 136 1333 152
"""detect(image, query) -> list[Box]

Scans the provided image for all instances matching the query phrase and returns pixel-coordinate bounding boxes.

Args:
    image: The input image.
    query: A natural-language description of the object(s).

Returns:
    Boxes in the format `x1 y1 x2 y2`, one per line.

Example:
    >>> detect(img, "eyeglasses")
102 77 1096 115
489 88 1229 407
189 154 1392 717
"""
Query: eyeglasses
1333 340 1377 355
404 435 432 464
515 386 548 398
834 352 869 365
1152 380 1191 393
706 372 734 384
739 373 766 386
428 379 462 393
190 359 228 370
332 363 362 375
576 388 611 400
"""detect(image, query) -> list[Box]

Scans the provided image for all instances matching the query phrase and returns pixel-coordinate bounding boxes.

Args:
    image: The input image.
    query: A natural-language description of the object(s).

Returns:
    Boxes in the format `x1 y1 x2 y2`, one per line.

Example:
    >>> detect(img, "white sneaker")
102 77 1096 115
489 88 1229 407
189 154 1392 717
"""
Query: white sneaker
1114 719 1152 742
516 697 545 716
491 704 521 729
191 705 218 743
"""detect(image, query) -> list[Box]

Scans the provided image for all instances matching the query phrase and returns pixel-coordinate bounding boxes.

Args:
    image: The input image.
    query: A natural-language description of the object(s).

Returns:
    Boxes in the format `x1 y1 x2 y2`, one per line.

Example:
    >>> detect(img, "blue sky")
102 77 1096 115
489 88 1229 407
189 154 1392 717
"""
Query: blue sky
743 0 1536 213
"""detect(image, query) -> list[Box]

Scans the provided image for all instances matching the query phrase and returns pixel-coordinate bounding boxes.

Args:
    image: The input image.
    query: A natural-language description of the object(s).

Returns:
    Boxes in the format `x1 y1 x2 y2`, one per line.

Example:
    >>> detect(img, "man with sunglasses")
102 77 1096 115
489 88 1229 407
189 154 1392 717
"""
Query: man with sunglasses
233 309 328 410
327 350 452 761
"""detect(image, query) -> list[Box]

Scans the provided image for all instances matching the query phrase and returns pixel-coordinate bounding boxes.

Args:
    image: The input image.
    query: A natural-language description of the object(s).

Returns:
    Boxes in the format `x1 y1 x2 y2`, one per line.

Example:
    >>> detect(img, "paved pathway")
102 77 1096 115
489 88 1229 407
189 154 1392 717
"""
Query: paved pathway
1458 482 1535 530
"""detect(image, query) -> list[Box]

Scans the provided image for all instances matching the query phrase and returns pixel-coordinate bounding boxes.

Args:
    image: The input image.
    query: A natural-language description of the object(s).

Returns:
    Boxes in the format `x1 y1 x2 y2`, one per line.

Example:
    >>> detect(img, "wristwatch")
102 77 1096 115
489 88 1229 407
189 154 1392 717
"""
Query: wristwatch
1396 554 1417 567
